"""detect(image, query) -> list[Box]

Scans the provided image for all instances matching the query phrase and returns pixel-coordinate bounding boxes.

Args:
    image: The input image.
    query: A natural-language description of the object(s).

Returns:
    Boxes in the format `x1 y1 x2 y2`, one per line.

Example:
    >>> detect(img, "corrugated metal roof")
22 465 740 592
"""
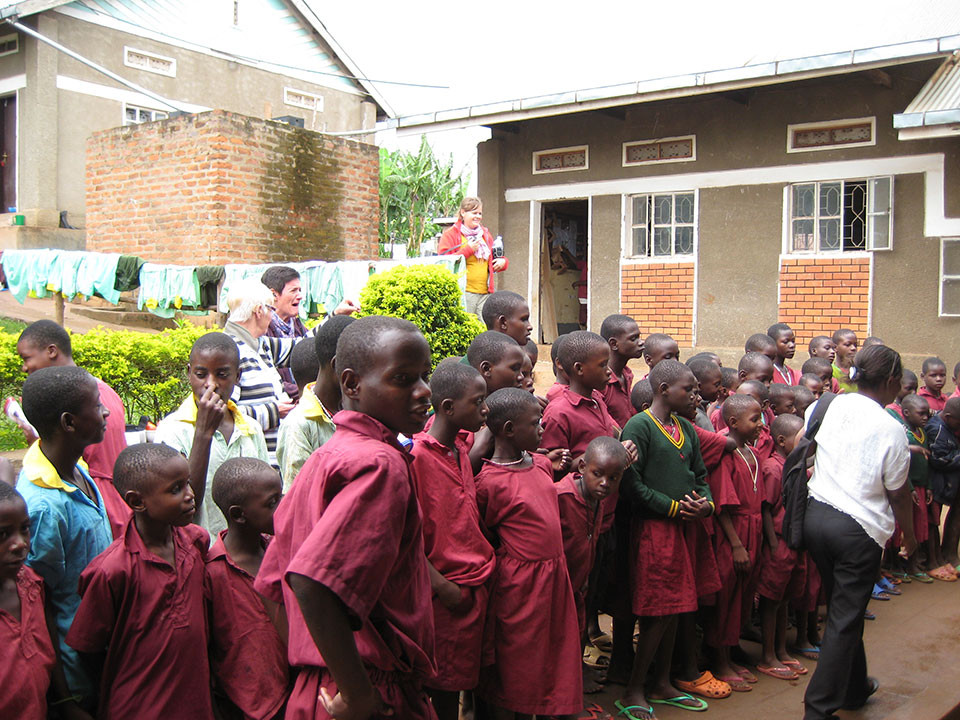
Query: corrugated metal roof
894 52 960 128
393 34 960 134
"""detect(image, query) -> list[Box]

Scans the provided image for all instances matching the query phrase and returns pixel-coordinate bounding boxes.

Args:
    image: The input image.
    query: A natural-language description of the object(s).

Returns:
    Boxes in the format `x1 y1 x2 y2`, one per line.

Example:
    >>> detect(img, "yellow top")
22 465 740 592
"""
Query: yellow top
22 440 90 492
462 235 489 294
167 393 260 437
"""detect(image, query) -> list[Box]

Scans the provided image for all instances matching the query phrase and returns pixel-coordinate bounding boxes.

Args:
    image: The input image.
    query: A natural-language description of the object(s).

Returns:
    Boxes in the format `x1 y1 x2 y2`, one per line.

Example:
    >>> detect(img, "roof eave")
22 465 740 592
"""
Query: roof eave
0 0 70 20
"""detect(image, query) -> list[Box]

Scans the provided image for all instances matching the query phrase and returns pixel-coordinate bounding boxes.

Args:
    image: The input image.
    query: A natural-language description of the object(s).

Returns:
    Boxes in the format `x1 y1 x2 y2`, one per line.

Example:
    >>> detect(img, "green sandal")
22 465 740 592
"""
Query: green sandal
615 700 656 720
650 693 709 712
911 572 934 584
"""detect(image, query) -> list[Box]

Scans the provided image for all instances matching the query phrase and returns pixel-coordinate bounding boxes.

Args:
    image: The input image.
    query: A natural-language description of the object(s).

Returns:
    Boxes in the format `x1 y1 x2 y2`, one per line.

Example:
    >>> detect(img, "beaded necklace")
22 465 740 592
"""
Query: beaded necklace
736 446 759 492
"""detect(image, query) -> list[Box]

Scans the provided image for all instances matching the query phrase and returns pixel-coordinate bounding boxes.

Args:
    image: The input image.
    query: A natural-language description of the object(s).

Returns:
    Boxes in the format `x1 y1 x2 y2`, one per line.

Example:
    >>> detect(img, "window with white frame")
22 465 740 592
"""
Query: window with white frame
623 136 695 166
787 117 875 153
626 192 696 259
533 146 588 174
788 177 892 253
124 47 176 77
284 88 324 112
123 105 168 126
0 33 18 58
940 238 960 316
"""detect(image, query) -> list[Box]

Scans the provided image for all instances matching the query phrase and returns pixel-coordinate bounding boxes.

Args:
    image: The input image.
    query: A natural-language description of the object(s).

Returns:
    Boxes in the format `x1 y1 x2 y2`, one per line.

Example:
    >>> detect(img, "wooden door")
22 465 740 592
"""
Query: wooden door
1 95 15 212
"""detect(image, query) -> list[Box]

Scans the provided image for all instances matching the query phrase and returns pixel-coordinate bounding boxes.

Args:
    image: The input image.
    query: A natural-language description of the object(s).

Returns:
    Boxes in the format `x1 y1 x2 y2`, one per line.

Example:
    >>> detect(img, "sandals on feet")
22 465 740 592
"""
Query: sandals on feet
649 693 708 712
756 664 799 680
782 658 809 675
929 566 958 582
674 671 731 699
733 666 758 683
579 702 613 719
871 584 891 600
715 675 753 692
792 646 820 660
911 571 934 583
614 700 655 720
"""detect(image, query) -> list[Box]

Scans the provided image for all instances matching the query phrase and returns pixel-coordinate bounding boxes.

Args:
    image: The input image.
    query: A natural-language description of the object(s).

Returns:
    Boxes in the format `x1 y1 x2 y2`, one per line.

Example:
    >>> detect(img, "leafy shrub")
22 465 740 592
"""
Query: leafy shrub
359 264 484 368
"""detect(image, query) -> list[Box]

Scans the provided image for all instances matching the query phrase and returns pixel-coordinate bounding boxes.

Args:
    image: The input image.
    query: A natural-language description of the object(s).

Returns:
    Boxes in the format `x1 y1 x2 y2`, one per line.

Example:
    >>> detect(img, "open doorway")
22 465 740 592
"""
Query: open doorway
539 200 588 342
0 95 15 212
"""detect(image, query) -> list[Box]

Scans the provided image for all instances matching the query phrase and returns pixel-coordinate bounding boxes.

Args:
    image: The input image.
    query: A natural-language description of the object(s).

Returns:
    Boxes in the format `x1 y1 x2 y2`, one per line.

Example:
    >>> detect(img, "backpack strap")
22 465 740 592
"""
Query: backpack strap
803 391 837 451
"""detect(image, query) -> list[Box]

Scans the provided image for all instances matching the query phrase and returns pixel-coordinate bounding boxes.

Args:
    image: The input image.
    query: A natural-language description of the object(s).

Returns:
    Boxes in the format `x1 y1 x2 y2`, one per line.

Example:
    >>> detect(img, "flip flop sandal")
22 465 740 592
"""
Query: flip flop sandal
871 585 891 600
674 671 731 699
734 667 758 683
579 702 613 719
756 664 799 680
782 659 809 675
649 693 708 712
864 610 876 620
614 700 656 720
715 675 753 692
792 646 820 660
911 572 934 583
877 577 900 594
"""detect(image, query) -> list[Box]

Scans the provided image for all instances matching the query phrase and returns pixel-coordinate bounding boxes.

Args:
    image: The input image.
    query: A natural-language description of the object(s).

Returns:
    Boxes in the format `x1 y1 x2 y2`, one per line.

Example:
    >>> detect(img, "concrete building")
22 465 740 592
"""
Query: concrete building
399 36 960 363
0 0 389 247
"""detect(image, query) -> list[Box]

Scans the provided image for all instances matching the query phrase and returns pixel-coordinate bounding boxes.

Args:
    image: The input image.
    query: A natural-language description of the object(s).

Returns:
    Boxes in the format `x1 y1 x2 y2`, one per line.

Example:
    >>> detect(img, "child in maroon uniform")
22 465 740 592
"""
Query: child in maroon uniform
757 414 808 681
475 389 584 718
642 333 681 375
745 333 778 365
557 437 628 695
66 443 212 720
207 458 288 720
768 384 796 417
410 360 495 720
520 341 537 393
0 483 56 720
919 357 948 414
767 323 800 386
707 394 765 692
546 334 571 403
600 314 644 429
798 373 824 399
254 316 437 720
481 290 533 346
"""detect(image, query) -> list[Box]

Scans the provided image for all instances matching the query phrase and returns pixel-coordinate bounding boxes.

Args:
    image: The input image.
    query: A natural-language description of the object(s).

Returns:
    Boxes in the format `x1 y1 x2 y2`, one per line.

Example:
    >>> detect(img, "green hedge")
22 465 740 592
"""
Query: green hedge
359 264 485 368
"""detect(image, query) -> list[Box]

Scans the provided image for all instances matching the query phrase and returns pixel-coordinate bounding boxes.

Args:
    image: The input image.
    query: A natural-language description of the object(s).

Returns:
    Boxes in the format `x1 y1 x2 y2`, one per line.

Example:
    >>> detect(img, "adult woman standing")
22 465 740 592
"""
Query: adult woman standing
439 197 508 319
802 344 917 720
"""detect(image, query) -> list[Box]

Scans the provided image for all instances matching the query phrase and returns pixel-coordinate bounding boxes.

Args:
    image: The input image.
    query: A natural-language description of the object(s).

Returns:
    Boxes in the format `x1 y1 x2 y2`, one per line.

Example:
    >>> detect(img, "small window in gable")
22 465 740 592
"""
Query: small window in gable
623 136 695 166
0 34 18 58
284 88 324 112
123 105 168 126
533 146 588 174
124 47 176 77
787 118 875 153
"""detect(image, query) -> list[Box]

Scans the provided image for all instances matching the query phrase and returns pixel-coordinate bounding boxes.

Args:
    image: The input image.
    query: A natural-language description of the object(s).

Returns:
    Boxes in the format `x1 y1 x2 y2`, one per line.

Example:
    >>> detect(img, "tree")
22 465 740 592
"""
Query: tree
379 136 468 257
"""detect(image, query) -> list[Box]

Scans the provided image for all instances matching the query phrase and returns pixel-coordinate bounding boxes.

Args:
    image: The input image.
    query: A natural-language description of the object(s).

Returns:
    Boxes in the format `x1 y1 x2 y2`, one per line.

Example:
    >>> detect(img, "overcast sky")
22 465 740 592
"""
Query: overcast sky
318 0 960 188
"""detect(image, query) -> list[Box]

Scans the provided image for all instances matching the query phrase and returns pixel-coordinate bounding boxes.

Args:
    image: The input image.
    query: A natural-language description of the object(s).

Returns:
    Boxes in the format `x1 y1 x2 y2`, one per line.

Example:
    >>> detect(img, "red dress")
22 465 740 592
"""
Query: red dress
756 453 805 602
556 473 601 636
410 432 495 691
475 454 583 716
83 378 130 538
707 449 764 648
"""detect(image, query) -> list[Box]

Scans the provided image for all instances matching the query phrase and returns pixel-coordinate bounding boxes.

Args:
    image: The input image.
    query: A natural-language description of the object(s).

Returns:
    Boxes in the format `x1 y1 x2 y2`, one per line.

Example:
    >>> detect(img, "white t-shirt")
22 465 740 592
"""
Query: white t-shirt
805 392 910 547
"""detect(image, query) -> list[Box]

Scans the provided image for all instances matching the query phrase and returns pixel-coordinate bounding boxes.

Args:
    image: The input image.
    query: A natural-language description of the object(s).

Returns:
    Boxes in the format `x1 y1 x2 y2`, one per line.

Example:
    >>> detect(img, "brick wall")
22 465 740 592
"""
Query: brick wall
620 262 695 344
778 256 870 344
85 110 378 264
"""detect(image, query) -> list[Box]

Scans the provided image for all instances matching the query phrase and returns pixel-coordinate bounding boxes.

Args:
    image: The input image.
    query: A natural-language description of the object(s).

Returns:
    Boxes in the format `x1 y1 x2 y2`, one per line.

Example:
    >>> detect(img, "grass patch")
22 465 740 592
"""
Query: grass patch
0 316 25 335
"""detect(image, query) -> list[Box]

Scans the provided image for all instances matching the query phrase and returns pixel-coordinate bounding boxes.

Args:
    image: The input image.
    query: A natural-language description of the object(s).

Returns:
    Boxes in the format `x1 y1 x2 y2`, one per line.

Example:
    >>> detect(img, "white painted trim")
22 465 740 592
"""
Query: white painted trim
620 256 694 266
123 45 177 78
619 194 626 314
0 74 26 95
55 75 211 114
532 145 589 175
586 196 593 331
622 135 696 166
527 201 541 342
691 189 700 345
284 86 324 112
780 186 791 255
504 153 960 238
121 102 167 125
786 116 876 153
938 237 960 317
898 125 960 141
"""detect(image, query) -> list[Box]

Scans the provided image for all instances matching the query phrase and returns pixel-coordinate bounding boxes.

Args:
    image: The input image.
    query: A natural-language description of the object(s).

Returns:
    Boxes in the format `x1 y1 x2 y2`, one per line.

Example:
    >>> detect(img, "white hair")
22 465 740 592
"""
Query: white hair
227 278 274 323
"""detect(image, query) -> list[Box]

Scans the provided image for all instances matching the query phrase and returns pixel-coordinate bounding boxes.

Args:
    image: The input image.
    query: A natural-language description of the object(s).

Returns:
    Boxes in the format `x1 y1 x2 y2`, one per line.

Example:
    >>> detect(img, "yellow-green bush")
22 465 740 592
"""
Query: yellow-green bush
359 264 485 368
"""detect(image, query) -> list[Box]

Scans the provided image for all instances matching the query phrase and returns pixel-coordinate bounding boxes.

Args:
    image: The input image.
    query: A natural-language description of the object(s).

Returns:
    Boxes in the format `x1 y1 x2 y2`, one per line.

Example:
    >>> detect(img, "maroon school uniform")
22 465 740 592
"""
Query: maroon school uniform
0 566 56 720
254 411 437 720
756 453 805 602
556 473 601 636
84 378 131 538
603 365 635 429
772 364 800 386
918 386 947 414
410 432 495 692
476 454 583 716
206 531 289 720
706 450 764 648
545 382 566 404
65 519 212 720
687 425 726 601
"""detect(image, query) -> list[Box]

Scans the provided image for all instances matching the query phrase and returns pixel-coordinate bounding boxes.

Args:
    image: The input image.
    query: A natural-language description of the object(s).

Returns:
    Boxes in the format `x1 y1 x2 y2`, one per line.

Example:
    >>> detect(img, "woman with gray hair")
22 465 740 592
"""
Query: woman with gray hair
223 278 298 467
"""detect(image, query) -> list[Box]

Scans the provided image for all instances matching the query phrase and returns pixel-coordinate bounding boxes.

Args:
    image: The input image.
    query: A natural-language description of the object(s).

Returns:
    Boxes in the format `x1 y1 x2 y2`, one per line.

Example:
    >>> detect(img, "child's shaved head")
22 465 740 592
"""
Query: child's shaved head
631 379 653 412
745 333 777 355
114 443 183 497
584 435 629 467
722 393 760 424
212 457 279 517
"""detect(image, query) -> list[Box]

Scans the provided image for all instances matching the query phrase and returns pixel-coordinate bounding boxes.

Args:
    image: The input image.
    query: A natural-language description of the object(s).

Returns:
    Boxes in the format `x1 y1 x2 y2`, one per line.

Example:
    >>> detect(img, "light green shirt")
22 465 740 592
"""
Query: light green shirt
155 394 269 536
276 382 336 491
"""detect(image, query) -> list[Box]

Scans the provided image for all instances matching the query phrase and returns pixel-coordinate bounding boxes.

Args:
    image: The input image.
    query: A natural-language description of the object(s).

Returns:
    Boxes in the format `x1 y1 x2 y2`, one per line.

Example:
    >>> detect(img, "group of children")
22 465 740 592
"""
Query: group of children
5 292 960 720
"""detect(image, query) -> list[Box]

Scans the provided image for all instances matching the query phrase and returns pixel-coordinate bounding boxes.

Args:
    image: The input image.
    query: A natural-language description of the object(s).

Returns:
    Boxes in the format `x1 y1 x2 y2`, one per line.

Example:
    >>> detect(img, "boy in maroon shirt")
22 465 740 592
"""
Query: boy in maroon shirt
480 290 533 346
919 356 948 413
66 443 212 720
207 457 289 720
254 316 437 720
600 314 644 429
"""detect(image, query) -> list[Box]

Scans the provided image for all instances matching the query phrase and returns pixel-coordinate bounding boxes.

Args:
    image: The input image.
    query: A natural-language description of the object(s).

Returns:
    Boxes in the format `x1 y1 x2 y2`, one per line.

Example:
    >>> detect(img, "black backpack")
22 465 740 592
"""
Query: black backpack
781 392 837 551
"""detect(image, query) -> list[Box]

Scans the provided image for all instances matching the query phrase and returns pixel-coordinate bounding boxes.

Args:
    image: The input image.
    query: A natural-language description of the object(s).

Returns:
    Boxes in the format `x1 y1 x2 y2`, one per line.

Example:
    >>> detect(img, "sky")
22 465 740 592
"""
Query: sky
312 0 960 191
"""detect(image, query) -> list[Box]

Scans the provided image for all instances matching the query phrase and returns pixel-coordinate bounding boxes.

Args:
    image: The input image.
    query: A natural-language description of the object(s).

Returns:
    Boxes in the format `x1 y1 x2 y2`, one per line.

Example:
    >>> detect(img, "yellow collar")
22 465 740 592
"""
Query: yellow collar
22 440 90 492
169 394 258 437
299 383 335 423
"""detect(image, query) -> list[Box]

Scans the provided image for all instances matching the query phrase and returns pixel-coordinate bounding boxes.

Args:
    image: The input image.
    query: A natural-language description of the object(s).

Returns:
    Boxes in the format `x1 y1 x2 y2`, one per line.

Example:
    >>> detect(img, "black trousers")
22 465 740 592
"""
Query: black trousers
802 499 881 720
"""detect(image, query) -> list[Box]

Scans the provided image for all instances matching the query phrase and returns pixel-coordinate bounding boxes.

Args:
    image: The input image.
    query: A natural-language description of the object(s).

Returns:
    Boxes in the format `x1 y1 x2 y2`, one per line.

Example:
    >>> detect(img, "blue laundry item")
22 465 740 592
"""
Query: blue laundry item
138 263 201 318
1 249 57 303
218 263 272 314
300 262 344 315
47 251 85 299
76 252 122 305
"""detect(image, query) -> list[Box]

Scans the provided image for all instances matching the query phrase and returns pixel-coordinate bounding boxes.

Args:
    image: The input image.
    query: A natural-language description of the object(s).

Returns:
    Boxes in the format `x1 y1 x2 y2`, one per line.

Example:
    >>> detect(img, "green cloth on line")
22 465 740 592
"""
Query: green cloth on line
114 255 145 292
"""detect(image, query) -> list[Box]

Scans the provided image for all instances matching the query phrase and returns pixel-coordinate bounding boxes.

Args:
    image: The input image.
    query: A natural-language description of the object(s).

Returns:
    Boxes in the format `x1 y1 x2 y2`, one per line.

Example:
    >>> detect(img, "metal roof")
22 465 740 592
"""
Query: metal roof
894 52 960 128
393 33 960 135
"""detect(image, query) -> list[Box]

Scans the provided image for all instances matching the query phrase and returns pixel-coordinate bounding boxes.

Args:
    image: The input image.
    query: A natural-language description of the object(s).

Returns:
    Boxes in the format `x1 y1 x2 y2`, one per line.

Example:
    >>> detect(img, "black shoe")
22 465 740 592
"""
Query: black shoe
841 676 879 710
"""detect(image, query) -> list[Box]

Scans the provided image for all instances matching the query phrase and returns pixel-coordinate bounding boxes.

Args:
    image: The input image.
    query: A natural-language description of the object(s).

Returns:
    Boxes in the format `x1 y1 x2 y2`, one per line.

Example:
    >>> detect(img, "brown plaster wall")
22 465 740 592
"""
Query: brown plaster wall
589 194 621 332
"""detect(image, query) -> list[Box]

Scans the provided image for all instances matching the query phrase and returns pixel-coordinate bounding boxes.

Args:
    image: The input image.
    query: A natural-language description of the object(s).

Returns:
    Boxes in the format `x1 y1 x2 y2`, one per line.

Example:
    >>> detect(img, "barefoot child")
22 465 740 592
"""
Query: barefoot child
156 332 268 535
207 458 289 720
707 394 765 692
757 413 808 681
557 437 628 696
601 314 644 428
276 316 354 490
0 483 57 719
767 323 800 385
254 316 437 718
410 360 495 720
16 366 113 711
617 360 714 718
919 357 948 414
66 443 212 719
475 388 584 718
831 329 858 393
481 290 533 346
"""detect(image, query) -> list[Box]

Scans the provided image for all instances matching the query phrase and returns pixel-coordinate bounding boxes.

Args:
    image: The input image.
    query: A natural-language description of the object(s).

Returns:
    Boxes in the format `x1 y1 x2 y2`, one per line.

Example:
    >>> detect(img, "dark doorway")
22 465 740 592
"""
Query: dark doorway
539 200 589 342
1 95 16 212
